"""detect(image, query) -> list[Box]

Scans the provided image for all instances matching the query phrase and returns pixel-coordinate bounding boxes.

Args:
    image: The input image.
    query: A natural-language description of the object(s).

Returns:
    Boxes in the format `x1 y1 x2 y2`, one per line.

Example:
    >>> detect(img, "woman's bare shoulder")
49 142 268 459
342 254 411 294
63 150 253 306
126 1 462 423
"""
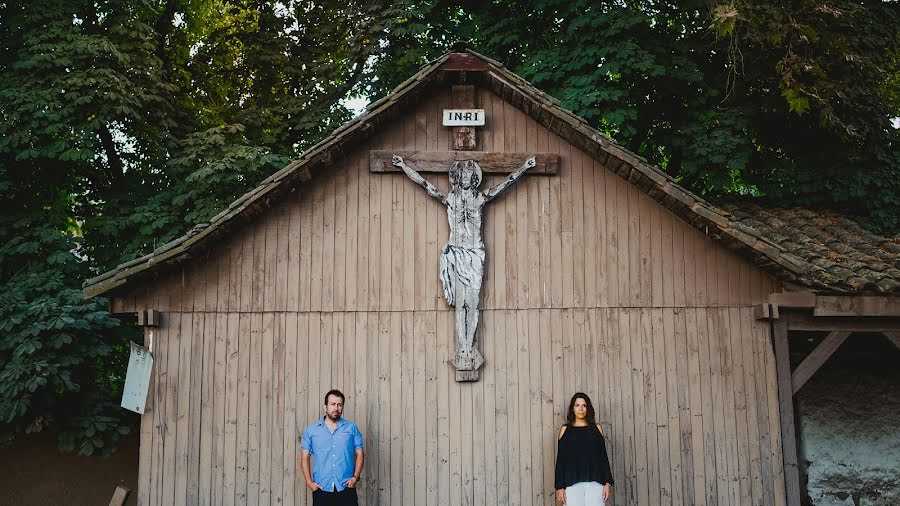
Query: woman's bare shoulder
558 425 568 439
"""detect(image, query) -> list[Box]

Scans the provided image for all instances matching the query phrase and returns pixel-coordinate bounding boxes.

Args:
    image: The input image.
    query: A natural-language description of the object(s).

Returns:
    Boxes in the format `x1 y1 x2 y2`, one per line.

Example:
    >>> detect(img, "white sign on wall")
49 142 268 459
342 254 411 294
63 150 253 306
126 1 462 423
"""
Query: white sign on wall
121 342 153 414
442 109 486 126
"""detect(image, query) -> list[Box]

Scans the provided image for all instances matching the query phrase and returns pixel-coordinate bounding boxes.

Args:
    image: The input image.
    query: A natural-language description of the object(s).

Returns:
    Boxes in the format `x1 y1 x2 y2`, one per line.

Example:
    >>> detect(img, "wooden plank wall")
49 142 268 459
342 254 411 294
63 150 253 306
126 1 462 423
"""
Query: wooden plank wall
125 87 787 505
123 87 778 314
137 308 785 506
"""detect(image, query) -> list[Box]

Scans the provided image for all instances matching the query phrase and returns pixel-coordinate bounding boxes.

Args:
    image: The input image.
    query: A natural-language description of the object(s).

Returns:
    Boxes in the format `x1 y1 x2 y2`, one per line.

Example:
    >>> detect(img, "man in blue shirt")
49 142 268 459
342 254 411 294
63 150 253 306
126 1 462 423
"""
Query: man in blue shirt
300 389 365 506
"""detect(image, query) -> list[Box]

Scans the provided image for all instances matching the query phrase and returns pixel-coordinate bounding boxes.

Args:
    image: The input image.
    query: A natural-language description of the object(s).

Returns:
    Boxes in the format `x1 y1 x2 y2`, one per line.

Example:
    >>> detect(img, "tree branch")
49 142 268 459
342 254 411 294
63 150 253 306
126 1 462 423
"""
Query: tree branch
154 0 181 70
285 51 370 147
98 125 124 182
321 51 369 109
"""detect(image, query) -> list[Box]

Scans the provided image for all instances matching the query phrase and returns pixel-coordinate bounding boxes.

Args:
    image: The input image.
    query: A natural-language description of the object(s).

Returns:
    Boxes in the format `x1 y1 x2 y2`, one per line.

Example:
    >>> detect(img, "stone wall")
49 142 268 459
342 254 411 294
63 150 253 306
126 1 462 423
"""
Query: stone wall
794 333 900 506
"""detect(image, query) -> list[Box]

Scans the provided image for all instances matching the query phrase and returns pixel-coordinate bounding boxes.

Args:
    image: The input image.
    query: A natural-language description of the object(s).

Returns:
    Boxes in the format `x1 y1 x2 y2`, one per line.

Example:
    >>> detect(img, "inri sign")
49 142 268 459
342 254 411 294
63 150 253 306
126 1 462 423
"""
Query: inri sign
443 109 486 126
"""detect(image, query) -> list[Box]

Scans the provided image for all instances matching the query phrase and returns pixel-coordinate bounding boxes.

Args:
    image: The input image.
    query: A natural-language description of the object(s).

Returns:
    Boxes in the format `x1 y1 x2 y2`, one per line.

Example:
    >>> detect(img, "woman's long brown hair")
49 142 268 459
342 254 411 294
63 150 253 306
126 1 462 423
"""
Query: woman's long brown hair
565 392 597 427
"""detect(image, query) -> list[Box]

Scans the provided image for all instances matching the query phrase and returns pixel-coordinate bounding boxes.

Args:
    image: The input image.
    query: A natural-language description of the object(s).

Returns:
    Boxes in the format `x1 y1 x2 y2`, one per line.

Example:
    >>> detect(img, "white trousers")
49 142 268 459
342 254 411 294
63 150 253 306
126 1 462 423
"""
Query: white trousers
564 481 605 506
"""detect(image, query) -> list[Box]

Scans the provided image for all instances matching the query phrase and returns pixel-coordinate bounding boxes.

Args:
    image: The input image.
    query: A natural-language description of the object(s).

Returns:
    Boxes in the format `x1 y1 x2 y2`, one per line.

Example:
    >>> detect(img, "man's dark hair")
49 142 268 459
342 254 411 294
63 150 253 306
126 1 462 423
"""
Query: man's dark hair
566 392 597 427
324 389 345 405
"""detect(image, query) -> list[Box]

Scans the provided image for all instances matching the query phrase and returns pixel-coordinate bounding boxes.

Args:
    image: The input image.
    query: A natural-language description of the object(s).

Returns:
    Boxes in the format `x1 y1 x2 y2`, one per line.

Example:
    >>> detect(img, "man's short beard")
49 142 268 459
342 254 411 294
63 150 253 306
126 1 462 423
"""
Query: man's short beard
327 412 341 421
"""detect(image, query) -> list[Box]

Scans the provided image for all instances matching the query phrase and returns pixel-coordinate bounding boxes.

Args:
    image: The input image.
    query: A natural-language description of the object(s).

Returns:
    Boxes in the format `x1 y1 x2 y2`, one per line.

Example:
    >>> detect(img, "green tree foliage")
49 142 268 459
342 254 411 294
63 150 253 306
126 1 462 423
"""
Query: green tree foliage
710 0 900 230
0 0 157 454
366 0 760 193
1 0 896 455
0 0 394 453
0 150 130 454
365 0 900 231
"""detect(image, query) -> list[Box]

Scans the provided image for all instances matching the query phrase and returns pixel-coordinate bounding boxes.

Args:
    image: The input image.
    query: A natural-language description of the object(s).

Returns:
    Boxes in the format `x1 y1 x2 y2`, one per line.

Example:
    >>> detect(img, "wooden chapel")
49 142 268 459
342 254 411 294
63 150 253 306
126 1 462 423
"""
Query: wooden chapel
84 42 900 506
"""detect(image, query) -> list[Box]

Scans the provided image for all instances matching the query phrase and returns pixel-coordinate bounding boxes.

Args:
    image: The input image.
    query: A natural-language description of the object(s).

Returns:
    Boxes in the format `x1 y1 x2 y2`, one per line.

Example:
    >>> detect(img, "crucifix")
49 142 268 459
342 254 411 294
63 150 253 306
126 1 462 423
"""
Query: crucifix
392 153 535 380
371 85 559 381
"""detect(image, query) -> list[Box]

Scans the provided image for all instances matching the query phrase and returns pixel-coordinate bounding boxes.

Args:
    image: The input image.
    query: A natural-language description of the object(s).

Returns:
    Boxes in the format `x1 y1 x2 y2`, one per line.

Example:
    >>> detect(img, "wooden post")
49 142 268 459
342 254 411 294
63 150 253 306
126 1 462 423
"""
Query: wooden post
883 331 900 351
108 484 131 506
772 319 802 506
790 330 851 394
451 85 476 150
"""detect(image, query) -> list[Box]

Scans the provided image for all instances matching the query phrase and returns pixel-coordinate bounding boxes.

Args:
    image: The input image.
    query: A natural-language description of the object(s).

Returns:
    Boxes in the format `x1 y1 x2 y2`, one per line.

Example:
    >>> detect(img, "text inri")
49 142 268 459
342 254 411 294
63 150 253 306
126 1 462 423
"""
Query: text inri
442 109 486 127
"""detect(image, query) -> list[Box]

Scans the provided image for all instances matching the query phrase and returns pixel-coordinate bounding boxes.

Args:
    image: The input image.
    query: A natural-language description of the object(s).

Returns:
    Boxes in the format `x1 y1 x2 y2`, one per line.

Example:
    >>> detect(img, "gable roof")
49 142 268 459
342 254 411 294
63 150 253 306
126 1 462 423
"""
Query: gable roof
721 202 900 294
83 43 898 299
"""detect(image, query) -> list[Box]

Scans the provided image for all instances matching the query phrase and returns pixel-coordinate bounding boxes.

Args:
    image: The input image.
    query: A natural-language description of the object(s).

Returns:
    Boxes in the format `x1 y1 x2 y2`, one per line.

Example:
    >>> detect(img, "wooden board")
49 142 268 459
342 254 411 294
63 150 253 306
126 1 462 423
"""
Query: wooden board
137 328 155 506
370 150 559 174
109 485 131 506
195 313 214 506
791 330 851 394
772 320 802 506
884 331 900 351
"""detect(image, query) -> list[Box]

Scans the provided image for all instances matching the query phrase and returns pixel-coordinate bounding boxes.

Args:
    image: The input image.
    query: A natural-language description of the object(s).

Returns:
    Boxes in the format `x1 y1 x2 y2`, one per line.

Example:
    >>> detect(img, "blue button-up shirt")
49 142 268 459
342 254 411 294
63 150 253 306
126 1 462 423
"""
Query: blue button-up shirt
300 417 364 492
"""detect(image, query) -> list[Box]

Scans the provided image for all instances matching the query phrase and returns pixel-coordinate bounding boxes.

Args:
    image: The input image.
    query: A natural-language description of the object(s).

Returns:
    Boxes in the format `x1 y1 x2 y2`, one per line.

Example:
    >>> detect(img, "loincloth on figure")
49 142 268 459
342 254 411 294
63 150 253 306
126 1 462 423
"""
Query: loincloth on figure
439 244 485 307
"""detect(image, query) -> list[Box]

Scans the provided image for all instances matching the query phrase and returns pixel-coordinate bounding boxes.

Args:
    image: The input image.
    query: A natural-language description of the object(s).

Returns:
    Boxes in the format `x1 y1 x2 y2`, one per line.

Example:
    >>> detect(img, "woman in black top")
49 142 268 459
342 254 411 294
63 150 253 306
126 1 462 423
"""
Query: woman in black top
554 392 614 505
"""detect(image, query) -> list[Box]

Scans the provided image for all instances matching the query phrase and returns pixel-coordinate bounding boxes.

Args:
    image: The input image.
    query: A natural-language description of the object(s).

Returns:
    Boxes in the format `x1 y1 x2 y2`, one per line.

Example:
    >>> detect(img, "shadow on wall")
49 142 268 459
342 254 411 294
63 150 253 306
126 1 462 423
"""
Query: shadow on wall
794 333 900 506
0 432 138 506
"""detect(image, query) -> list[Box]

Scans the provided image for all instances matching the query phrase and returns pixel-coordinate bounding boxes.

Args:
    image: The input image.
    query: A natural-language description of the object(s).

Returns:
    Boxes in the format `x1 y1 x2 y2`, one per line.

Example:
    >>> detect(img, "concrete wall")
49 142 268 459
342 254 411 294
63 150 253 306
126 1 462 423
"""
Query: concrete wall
795 333 900 506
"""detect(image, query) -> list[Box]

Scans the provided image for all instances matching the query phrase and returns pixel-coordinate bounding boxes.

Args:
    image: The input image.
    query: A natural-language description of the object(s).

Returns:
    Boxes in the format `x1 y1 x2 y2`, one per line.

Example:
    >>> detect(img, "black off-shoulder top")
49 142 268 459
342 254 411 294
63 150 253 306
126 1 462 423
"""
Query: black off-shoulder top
554 424 614 490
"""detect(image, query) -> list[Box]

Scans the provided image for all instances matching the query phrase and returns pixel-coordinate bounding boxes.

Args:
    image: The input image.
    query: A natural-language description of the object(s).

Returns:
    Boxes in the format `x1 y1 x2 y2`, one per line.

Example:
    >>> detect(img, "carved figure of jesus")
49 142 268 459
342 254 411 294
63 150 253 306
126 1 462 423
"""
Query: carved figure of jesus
392 154 536 372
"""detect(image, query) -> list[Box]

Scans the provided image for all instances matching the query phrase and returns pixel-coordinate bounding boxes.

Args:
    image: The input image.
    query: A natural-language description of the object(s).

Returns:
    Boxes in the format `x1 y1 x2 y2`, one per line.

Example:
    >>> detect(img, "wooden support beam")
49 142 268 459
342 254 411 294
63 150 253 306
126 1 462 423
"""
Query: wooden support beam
769 292 816 308
791 330 851 395
370 150 559 174
883 331 900 351
772 320 803 506
108 484 131 506
145 327 155 354
451 84 477 150
754 303 772 320
781 312 900 332
813 296 900 317
136 309 160 327
754 303 780 319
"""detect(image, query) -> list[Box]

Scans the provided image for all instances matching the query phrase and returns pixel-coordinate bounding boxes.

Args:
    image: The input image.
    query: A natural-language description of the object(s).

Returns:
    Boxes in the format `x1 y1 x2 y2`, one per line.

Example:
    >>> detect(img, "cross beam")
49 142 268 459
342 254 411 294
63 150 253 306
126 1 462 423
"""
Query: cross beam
370 150 559 174
790 330 851 394
884 331 900 351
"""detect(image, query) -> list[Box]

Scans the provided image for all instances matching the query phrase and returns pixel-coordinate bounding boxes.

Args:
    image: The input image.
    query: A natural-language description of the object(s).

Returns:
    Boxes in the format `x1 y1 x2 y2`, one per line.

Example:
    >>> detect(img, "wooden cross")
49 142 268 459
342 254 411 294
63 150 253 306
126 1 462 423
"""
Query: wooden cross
370 84 558 382
370 85 559 175
370 150 558 174
450 84 478 150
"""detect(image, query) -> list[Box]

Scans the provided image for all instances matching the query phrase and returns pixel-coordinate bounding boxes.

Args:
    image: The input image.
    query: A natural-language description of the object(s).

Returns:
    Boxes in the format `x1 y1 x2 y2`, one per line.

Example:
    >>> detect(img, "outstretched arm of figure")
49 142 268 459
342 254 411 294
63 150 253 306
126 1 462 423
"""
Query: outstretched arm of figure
483 156 536 202
392 155 447 205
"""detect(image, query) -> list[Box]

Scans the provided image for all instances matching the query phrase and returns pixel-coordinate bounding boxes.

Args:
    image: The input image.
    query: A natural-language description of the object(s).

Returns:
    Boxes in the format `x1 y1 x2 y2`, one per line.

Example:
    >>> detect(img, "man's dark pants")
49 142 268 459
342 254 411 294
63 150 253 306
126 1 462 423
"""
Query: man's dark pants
312 487 358 506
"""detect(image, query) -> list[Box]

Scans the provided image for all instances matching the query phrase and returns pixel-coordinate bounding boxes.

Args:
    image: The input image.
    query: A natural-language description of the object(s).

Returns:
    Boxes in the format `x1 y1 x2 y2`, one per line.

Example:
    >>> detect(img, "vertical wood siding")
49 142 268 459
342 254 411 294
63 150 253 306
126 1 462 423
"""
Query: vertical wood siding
126 87 778 313
137 308 785 506
126 87 786 505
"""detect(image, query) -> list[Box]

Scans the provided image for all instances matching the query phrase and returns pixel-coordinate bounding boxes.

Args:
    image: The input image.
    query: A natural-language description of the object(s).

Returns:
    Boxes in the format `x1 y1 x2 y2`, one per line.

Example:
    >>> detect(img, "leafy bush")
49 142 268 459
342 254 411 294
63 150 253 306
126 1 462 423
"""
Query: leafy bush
0 219 136 455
